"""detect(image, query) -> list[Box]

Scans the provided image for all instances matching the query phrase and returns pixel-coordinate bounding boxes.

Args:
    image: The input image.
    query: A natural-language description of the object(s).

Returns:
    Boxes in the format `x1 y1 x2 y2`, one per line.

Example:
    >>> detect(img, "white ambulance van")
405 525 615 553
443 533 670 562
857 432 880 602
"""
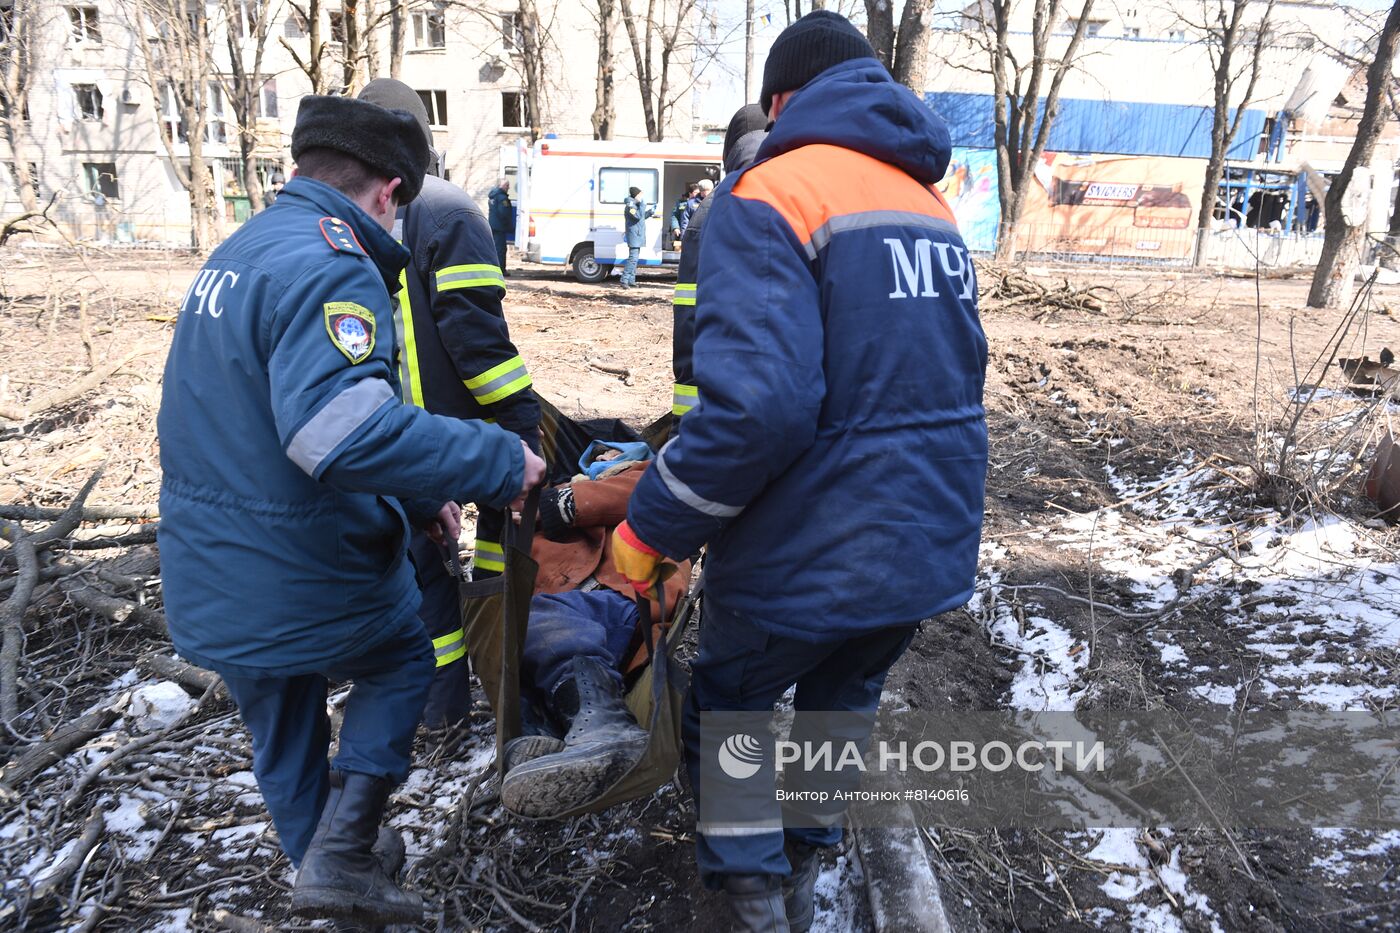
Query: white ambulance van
514 139 722 283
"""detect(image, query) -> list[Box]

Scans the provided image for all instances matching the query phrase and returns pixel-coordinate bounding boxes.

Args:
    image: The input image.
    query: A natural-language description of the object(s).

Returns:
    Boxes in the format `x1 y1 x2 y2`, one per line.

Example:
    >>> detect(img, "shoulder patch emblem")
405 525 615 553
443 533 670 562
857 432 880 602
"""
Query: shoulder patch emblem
320 216 366 256
324 302 376 364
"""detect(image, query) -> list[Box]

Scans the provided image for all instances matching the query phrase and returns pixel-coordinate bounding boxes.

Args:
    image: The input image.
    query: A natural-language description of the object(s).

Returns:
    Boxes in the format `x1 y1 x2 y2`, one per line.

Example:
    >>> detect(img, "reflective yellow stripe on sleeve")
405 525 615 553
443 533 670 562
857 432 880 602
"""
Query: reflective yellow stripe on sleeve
464 355 533 405
673 282 696 306
436 263 506 292
474 539 505 573
672 383 698 417
432 627 466 667
394 269 426 408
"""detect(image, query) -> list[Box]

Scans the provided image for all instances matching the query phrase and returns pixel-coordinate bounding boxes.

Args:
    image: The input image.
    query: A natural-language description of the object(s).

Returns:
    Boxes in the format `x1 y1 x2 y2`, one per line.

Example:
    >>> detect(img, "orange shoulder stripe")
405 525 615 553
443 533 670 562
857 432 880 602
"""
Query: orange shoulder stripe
732 144 959 244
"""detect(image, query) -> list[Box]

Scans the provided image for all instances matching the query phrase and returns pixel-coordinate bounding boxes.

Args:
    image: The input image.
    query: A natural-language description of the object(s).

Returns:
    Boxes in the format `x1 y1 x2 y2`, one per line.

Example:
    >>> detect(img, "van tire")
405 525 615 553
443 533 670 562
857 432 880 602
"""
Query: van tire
571 246 608 284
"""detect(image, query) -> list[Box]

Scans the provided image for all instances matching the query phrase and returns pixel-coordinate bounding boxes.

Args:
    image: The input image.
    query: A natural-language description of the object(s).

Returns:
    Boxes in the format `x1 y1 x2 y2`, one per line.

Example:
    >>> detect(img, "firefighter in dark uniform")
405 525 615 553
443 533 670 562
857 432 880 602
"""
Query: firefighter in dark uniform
158 95 545 927
670 105 768 423
358 81 542 727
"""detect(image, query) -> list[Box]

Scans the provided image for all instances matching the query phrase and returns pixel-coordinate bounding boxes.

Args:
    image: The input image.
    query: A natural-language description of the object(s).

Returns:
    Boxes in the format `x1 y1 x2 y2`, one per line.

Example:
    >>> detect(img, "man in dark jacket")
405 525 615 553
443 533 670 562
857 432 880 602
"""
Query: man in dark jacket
358 80 541 729
487 177 512 275
158 95 544 927
671 183 698 247
671 105 767 420
612 11 987 932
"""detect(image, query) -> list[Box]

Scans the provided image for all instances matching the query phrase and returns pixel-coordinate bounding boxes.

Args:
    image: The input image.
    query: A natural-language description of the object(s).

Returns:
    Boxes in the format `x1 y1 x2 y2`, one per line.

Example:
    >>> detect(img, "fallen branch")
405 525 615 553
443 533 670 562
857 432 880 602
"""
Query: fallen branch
0 349 152 425
0 503 159 523
0 519 39 725
137 652 223 697
586 356 634 386
0 705 121 789
60 579 167 638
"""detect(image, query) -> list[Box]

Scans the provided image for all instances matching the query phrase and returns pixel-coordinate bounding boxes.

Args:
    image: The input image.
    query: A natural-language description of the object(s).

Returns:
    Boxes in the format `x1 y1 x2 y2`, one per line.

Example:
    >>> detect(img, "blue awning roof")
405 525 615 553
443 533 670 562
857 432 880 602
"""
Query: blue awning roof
924 93 1267 161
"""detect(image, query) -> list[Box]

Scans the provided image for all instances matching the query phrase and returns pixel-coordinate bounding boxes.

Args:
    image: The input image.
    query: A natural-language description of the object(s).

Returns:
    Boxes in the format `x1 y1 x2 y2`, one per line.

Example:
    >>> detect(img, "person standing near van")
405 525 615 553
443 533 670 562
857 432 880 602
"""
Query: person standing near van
488 177 512 276
621 186 653 288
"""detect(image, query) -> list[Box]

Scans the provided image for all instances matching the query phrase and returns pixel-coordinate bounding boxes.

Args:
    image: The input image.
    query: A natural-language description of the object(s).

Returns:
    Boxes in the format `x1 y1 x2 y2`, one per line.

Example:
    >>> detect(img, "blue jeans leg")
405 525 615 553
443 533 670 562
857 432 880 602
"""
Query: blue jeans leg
623 247 640 284
683 601 917 888
522 589 639 701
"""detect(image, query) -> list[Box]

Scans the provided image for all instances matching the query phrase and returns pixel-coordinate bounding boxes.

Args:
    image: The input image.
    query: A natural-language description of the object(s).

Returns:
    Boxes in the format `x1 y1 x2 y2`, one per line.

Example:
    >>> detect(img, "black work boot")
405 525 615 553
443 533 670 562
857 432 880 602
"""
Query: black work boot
722 874 791 933
291 771 424 926
782 841 820 933
500 656 648 817
503 734 566 771
329 828 409 933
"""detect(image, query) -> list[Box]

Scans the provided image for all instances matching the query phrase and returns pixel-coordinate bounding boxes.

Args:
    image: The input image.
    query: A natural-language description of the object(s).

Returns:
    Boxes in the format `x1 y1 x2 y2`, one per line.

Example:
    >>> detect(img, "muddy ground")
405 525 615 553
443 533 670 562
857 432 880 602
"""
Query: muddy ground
3 247 1400 931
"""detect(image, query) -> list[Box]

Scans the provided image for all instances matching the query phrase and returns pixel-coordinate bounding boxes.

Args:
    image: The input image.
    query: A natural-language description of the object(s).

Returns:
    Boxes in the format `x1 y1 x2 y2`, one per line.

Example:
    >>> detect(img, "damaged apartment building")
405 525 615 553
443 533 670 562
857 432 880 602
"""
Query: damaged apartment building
0 0 697 244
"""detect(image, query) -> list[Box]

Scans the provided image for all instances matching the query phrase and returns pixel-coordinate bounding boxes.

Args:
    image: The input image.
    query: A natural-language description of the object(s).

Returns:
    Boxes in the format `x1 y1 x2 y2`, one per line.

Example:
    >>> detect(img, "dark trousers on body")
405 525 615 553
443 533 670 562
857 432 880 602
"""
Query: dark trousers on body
492 231 508 274
219 615 434 864
521 588 638 701
683 600 916 887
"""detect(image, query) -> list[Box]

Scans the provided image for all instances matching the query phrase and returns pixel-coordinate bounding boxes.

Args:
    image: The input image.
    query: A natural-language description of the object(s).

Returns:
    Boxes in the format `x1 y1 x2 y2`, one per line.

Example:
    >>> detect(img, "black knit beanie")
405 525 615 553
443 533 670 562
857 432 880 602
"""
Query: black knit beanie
760 10 877 114
723 104 768 160
291 95 432 204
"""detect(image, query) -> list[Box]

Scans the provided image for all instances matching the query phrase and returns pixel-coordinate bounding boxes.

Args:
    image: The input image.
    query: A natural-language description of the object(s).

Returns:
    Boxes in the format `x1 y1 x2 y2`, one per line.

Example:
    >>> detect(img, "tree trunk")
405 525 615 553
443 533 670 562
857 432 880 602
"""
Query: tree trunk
364 0 380 77
1308 0 1400 309
1 0 37 213
619 0 659 140
389 0 405 77
991 0 1096 260
593 0 616 139
891 0 935 91
864 0 895 69
343 0 361 92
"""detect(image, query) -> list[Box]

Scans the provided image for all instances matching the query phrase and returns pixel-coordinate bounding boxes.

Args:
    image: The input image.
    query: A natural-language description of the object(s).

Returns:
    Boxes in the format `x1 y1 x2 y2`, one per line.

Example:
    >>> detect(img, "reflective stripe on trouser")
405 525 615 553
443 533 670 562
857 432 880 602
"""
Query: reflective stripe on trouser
393 269 426 407
474 539 505 574
673 282 696 306
435 263 505 292
673 383 698 417
464 355 533 406
433 627 466 667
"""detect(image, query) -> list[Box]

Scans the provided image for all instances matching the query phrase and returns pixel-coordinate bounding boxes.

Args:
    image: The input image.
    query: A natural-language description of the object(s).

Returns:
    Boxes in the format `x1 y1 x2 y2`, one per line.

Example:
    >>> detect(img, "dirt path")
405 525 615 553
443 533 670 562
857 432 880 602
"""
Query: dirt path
3 250 1400 931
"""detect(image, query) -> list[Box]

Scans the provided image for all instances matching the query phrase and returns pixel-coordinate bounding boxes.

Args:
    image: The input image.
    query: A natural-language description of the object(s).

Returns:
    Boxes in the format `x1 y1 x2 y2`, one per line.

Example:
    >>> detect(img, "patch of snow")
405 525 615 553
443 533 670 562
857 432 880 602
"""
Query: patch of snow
1157 643 1187 665
809 853 867 933
127 681 196 731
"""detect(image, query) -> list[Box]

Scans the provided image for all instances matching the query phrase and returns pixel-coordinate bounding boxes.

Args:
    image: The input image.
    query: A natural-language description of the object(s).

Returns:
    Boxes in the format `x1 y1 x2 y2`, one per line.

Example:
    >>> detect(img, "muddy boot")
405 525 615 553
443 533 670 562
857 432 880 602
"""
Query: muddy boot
291 771 424 926
500 656 648 817
328 828 409 933
722 874 790 933
503 734 566 771
782 841 820 933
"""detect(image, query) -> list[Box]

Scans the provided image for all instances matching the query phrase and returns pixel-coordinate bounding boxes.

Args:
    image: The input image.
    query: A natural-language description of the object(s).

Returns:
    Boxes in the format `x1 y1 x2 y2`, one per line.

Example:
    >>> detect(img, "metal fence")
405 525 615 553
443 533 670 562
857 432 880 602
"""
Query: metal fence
987 222 1333 271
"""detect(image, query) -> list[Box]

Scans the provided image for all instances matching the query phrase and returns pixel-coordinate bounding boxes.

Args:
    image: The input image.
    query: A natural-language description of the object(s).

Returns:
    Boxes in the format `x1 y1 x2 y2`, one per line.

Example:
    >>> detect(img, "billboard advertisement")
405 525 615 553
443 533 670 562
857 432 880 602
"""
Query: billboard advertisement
937 147 1000 253
1012 152 1206 260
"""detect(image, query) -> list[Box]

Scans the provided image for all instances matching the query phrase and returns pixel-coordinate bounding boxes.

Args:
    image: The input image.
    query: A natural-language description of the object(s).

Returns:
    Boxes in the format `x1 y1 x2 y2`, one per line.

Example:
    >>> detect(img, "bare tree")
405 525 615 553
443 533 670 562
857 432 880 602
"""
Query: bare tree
1187 0 1275 264
220 0 281 212
513 0 550 141
966 0 1097 259
1308 0 1400 309
865 0 935 90
282 0 331 93
124 0 224 250
0 0 39 212
388 0 404 76
592 0 617 139
619 0 700 141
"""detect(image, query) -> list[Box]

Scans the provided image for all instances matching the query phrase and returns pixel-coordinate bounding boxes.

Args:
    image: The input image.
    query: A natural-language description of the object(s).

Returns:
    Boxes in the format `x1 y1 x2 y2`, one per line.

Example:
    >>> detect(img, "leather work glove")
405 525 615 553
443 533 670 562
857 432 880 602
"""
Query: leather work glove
612 520 663 594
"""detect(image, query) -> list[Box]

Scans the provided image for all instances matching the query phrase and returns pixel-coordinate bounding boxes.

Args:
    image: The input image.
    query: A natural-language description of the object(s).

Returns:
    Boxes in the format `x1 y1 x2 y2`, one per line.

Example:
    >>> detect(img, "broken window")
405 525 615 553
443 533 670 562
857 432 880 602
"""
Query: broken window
68 5 100 43
74 84 104 121
501 90 528 130
412 5 444 48
83 161 119 200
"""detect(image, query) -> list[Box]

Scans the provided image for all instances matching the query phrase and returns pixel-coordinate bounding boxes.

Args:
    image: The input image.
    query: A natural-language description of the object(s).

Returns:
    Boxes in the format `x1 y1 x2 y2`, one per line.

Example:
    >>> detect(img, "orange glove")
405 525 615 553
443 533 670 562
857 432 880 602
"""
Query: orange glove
612 520 663 594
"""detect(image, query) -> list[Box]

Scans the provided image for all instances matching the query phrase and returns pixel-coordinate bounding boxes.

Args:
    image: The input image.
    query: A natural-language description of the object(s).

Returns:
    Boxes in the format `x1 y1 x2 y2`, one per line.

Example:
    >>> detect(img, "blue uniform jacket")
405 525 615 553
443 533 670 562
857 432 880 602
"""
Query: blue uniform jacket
487 186 512 233
626 59 989 641
623 196 653 248
158 177 525 677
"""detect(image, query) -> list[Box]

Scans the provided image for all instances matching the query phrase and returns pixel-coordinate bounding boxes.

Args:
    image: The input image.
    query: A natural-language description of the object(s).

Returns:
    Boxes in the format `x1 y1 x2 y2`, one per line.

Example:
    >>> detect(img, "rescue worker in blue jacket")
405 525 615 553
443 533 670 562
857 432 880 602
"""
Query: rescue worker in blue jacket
620 187 653 287
157 95 545 927
487 177 512 275
671 105 767 422
612 12 987 932
358 80 541 729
